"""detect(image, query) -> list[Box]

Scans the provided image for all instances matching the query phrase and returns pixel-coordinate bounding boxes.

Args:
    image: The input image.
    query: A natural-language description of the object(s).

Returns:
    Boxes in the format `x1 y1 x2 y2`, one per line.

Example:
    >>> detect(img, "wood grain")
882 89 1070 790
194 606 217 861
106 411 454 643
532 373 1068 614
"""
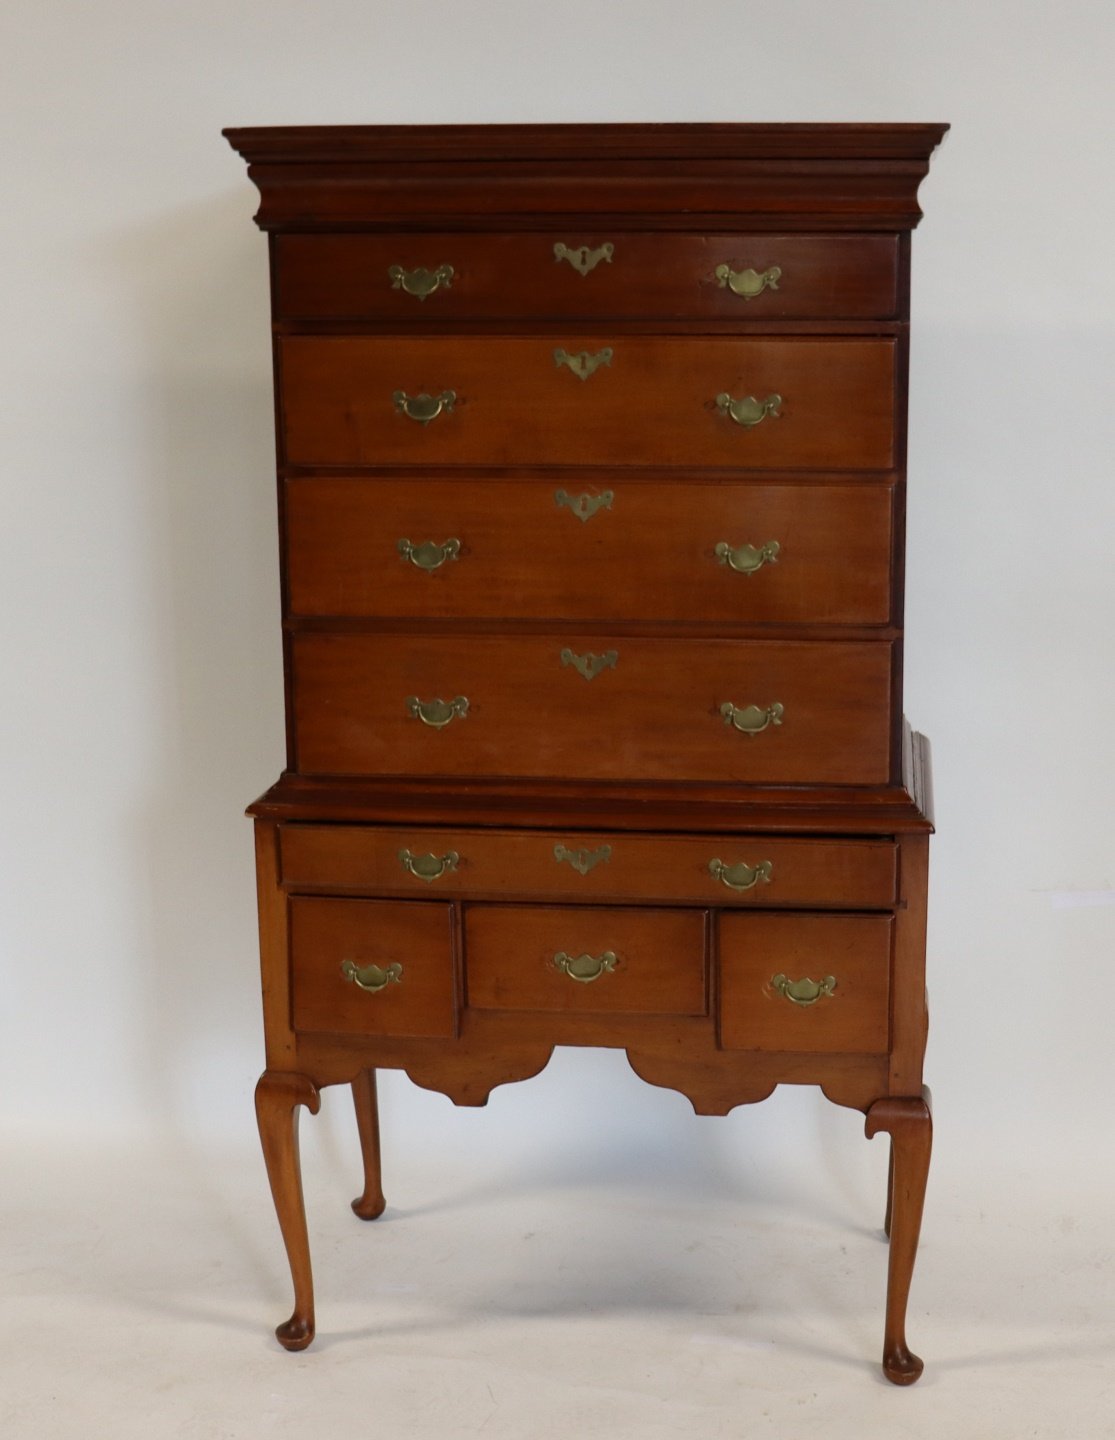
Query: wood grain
274 233 899 322
290 632 893 785
285 476 894 626
279 823 898 909
279 336 895 471
719 912 892 1054
289 897 455 1039
465 905 707 1016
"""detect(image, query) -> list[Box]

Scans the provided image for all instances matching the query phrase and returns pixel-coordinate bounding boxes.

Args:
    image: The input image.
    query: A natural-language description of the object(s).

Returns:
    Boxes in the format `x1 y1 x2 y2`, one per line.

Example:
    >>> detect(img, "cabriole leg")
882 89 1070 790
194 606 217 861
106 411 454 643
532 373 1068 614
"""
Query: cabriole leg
865 1088 933 1385
255 1070 321 1351
351 1068 387 1220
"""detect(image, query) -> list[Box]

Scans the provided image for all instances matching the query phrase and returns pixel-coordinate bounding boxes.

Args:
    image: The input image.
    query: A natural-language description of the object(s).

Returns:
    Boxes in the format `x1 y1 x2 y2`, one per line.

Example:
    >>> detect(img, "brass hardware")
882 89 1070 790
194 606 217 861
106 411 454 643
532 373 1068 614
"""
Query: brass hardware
554 346 613 381
714 540 780 575
554 488 614 523
554 843 612 876
714 263 782 299
715 393 782 429
397 537 461 572
553 241 614 276
398 848 460 882
388 263 454 300
708 858 773 892
560 647 617 681
406 695 469 729
771 973 836 1006
553 950 618 983
341 959 403 993
720 701 784 735
393 390 456 425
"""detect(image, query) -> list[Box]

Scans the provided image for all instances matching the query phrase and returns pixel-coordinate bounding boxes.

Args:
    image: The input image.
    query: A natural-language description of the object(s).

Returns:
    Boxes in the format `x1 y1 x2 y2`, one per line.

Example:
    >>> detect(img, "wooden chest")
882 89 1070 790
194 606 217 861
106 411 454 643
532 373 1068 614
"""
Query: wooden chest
225 122 947 1383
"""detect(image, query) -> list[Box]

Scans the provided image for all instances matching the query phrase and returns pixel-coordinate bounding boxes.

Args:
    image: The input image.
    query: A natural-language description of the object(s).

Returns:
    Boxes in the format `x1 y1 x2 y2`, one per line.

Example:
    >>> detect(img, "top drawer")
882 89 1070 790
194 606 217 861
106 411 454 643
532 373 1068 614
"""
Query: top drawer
273 233 900 323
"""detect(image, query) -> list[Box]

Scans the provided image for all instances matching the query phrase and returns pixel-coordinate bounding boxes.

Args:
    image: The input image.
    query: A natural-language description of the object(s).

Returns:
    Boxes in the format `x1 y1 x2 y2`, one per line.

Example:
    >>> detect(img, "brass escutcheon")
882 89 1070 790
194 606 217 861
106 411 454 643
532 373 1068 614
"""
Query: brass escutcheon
554 346 613 381
560 648 618 681
553 241 614 276
554 843 612 876
554 489 614 523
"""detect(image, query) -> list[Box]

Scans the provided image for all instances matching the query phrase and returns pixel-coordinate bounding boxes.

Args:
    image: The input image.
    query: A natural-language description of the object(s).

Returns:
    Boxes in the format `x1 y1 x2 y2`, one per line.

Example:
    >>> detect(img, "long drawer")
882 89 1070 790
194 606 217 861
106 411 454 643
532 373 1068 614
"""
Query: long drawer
285 477 894 626
273 232 900 321
290 633 893 784
279 336 895 470
279 824 899 908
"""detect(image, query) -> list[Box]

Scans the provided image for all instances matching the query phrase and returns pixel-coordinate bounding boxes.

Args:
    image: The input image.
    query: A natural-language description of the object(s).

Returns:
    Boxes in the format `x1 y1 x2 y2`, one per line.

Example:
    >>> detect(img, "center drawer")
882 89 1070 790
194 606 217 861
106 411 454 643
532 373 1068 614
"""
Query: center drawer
285 477 894 626
290 632 893 785
279 336 895 470
465 905 707 1015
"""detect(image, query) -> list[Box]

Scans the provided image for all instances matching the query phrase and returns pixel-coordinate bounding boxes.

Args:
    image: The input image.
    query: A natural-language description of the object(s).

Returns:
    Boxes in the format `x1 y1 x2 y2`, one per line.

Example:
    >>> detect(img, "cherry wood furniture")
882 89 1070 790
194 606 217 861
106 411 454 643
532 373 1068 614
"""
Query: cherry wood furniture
224 122 947 1383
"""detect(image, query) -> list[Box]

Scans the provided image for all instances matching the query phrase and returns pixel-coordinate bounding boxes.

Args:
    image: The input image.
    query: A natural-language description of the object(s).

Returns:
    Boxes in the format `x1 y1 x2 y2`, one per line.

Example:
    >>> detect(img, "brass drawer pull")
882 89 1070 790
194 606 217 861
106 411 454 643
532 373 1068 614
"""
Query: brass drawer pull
715 392 781 429
554 241 614 276
720 701 784 735
393 389 456 425
388 263 454 300
554 346 613 381
397 537 461 572
554 843 612 876
708 858 773 892
398 848 460 882
555 488 613 523
714 540 780 575
406 695 469 729
553 950 618 983
714 263 782 299
771 973 836 1007
341 959 403 993
561 647 617 681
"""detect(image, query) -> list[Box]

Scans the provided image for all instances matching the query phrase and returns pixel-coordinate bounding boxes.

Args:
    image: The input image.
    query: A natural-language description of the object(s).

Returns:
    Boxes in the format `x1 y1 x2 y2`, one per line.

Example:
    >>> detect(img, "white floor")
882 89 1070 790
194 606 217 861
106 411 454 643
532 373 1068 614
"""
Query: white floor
3 1083 1113 1440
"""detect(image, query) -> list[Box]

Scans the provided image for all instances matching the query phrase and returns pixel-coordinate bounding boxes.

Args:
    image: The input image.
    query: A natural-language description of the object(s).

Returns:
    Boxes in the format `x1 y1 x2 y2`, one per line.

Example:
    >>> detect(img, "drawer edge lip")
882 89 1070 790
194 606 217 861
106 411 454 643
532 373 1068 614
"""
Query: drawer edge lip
250 774 933 835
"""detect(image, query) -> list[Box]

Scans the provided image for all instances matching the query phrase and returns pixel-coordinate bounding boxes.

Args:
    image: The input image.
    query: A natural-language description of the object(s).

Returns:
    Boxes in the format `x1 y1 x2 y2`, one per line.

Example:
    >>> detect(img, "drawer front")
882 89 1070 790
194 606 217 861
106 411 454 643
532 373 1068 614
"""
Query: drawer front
274 232 899 321
291 633 893 785
465 905 706 1015
718 912 891 1054
280 825 898 909
280 336 895 471
289 897 454 1038
285 477 894 626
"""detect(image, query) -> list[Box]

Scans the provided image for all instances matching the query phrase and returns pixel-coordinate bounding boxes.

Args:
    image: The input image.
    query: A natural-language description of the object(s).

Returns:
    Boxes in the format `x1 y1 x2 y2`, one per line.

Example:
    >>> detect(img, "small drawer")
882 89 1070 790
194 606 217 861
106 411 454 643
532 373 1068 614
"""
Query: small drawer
289 897 454 1038
291 632 893 786
285 477 894 627
273 232 899 322
280 825 898 910
465 905 706 1015
279 336 895 471
718 912 891 1054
